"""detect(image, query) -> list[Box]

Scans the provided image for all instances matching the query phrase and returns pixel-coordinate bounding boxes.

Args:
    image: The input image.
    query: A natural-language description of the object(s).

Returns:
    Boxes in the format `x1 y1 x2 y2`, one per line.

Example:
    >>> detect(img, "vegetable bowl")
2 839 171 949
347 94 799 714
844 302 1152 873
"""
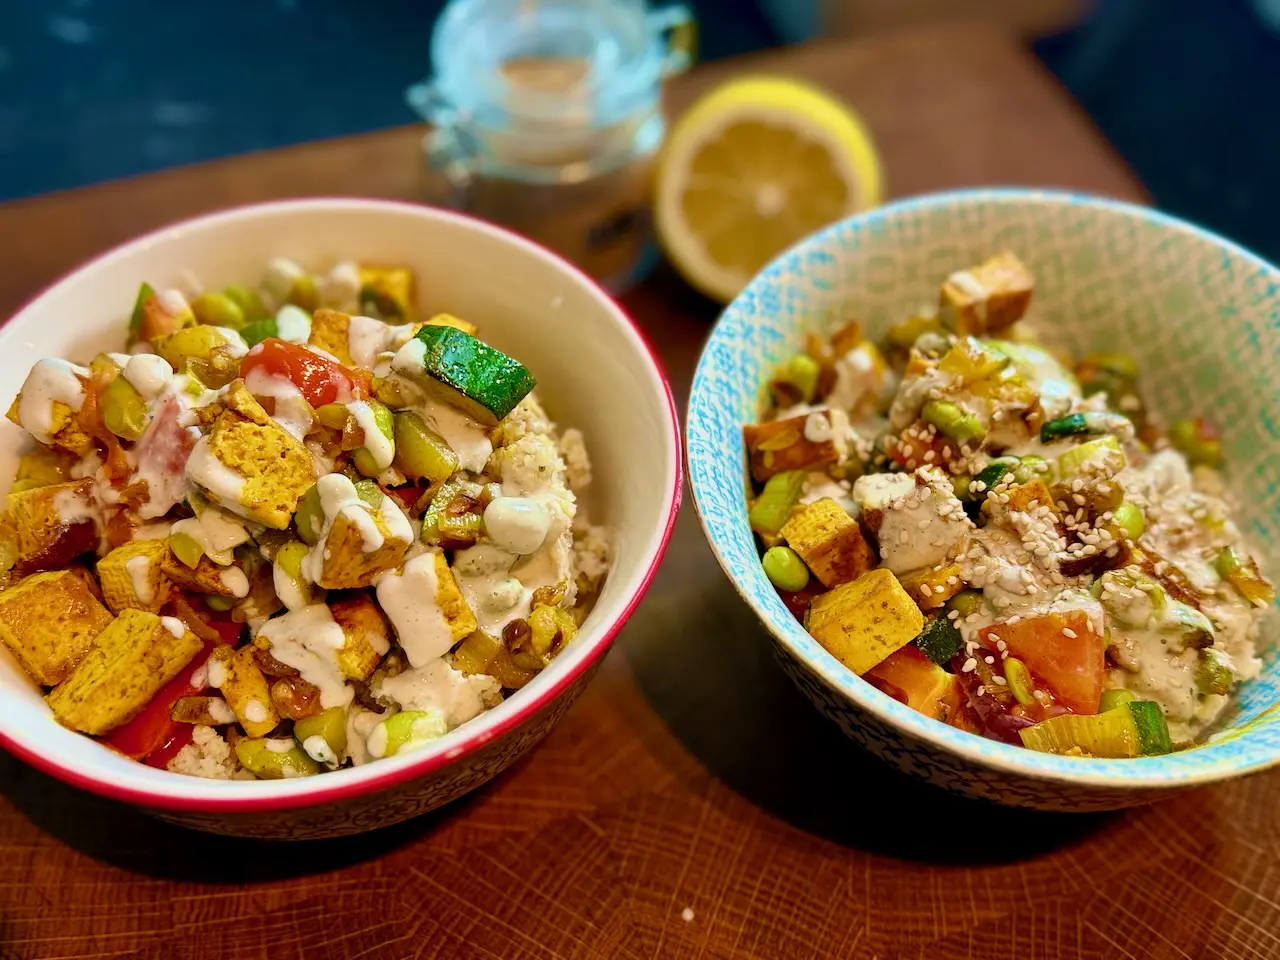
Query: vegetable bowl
0 199 681 838
687 189 1280 811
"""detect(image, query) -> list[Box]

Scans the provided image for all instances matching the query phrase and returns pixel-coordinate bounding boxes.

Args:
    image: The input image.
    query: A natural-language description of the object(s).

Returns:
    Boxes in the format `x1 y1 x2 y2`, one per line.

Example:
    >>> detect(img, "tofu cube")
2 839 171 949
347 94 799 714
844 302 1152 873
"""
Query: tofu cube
744 414 842 483
97 539 172 613
307 308 354 366
161 549 248 599
7 397 95 457
358 264 417 321
898 562 965 612
203 381 316 529
430 550 478 645
329 594 392 681
0 569 114 686
315 505 412 590
940 251 1034 335
8 478 98 572
805 569 924 675
208 644 280 738
780 497 876 588
47 610 202 734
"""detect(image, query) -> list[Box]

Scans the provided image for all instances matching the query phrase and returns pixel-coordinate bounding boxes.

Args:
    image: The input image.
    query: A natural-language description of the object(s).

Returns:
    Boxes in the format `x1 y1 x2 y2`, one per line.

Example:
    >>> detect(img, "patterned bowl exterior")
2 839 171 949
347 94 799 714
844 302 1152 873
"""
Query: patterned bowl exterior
688 189 1280 811
152 664 599 839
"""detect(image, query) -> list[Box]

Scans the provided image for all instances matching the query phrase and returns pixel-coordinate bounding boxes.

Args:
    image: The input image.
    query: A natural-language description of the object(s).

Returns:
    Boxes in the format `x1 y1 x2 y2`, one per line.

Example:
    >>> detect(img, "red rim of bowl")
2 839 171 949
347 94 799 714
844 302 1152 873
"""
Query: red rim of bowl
0 197 683 813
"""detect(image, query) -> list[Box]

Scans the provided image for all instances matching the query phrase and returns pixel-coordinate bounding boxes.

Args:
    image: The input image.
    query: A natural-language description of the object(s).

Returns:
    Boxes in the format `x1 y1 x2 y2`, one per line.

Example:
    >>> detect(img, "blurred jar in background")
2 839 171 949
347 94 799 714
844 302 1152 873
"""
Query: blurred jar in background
409 0 694 292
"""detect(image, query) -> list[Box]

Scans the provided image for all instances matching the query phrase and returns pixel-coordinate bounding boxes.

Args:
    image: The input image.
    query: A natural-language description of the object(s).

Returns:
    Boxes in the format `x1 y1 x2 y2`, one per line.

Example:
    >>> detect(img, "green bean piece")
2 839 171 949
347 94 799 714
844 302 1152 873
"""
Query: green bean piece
1097 688 1137 713
921 399 984 443
294 484 325 546
101 375 148 442
1004 657 1037 707
191 291 246 330
762 546 809 592
352 401 396 478
393 411 459 484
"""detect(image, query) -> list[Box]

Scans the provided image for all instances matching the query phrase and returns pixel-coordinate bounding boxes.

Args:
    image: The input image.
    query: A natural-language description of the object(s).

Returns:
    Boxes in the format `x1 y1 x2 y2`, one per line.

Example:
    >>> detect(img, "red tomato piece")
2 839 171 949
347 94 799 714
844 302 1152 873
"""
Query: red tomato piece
145 725 195 769
865 646 963 721
978 610 1105 714
239 338 365 408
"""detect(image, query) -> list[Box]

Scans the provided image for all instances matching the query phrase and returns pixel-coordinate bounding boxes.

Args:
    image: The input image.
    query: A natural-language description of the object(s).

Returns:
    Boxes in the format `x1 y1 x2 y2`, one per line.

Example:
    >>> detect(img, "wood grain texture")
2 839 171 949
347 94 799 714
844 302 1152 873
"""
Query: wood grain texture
2 25 1272 960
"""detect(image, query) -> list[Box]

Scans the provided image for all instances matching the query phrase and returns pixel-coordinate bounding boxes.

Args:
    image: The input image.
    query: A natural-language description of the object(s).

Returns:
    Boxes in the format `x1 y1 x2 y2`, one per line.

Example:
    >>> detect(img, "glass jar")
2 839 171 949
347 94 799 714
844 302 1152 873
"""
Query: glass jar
407 0 694 292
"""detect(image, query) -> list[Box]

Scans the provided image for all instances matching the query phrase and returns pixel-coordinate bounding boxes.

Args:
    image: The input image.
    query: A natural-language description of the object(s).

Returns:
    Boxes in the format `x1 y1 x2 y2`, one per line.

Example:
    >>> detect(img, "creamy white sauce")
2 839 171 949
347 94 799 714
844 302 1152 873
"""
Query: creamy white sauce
423 402 492 474
264 736 293 754
274 304 312 344
209 327 249 358
273 559 311 612
256 604 354 708
347 315 392 370
390 337 427 376
366 721 390 759
302 734 337 766
18 359 88 443
186 437 247 508
157 288 190 317
299 476 409 584
345 707 387 767
123 354 174 398
349 400 394 470
218 566 250 598
126 555 155 605
483 497 550 555
375 658 499 727
170 505 250 566
160 616 185 639
453 542 530 635
243 368 312 440
374 551 457 667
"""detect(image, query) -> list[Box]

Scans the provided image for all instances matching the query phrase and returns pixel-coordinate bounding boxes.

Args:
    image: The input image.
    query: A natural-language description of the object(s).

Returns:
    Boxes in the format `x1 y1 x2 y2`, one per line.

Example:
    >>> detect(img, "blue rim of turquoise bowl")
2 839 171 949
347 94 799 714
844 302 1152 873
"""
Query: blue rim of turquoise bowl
688 187 1280 791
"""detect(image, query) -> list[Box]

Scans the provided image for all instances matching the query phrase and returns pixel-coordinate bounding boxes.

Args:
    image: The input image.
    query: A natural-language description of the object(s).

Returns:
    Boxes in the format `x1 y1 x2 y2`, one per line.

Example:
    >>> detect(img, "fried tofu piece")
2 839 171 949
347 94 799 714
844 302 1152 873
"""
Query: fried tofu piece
940 251 1034 335
780 497 876 588
314 503 412 590
161 548 247 599
898 562 965 612
990 479 1065 536
329 593 392 681
208 644 279 738
7 396 96 457
358 264 417 322
201 380 316 529
744 414 842 483
46 610 202 735
805 568 924 675
308 308 354 365
8 478 97 572
0 569 113 686
430 549 477 645
97 539 172 613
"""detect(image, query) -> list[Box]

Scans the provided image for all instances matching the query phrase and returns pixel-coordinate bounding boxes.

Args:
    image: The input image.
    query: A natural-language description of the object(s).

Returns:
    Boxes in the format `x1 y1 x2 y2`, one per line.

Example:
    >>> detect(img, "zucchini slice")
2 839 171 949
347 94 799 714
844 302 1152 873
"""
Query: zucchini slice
407 325 536 425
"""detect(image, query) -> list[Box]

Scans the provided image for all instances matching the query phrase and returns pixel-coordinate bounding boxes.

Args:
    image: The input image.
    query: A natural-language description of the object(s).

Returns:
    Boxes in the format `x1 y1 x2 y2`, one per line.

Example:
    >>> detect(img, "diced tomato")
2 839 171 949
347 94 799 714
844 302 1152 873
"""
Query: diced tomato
978 610 1105 714
239 338 367 408
865 646 963 721
145 725 195 770
779 580 826 622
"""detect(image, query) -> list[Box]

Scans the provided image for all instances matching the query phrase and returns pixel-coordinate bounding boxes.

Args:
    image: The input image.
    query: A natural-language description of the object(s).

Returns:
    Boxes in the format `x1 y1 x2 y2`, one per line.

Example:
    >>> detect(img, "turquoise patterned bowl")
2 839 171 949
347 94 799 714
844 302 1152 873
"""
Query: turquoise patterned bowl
687 189 1280 811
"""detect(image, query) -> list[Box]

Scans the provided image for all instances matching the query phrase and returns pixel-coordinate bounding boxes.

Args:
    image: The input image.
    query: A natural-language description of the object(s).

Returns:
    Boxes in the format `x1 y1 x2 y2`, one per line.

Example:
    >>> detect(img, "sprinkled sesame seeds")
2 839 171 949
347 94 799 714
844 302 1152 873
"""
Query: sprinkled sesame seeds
984 656 995 664
976 685 986 697
919 584 933 599
1062 627 1078 639
962 658 978 673
993 675 1008 685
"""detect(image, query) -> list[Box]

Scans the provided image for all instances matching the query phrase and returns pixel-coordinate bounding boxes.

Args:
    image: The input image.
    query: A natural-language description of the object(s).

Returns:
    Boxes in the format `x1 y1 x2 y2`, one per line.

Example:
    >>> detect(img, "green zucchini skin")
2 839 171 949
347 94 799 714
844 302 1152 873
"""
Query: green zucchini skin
411 325 536 424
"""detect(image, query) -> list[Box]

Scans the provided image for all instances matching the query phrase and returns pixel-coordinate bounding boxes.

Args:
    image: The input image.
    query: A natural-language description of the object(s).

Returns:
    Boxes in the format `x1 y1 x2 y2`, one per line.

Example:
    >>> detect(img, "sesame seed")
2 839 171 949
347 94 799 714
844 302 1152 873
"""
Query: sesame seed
993 676 1008 685
962 658 978 673
1073 494 1087 506
947 609 960 620
1071 479 1084 492
919 584 933 598
976 685 987 697
934 585 946 595
1062 627 1078 639
984 656 995 664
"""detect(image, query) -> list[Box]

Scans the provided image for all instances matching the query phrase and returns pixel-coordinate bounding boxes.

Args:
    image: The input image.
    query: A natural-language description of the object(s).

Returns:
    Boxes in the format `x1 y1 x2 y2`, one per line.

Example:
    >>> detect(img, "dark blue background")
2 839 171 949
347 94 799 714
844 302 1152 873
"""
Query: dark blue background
3 0 1276 259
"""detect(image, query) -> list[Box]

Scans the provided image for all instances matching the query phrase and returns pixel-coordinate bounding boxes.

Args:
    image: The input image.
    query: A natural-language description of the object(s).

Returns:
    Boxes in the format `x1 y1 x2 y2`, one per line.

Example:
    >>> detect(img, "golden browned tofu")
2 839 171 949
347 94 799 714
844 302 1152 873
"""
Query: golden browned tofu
8 478 98 572
359 264 417 321
0 569 113 686
46 610 202 735
898 562 966 612
431 550 478 644
780 497 875 588
307 308 354 365
993 479 1064 535
743 414 842 483
202 381 316 529
97 539 172 613
805 569 924 675
7 395 95 457
940 251 1034 335
329 594 392 681
161 548 248 599
314 505 412 590
208 644 279 737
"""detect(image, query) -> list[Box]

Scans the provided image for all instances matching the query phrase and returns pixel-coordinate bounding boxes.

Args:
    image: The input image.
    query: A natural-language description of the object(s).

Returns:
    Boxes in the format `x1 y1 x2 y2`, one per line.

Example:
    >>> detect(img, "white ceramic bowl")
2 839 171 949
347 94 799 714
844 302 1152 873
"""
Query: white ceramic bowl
0 199 681 839
689 189 1280 811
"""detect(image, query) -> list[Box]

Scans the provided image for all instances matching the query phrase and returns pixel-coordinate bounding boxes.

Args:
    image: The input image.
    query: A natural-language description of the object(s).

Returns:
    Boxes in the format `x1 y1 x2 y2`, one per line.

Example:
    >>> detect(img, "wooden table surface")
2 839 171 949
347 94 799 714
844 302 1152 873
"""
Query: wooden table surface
0 25 1273 960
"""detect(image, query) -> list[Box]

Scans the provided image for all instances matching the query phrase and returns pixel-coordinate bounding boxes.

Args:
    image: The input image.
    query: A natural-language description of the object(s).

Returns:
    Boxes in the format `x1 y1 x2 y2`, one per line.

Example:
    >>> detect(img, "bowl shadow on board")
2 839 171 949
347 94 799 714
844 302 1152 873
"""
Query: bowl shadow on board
623 501 1119 865
0 746 516 880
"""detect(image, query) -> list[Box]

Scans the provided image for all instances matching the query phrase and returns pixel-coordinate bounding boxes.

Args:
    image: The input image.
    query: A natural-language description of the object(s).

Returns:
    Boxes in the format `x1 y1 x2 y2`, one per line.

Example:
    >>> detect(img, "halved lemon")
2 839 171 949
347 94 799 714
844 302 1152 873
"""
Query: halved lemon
655 75 884 303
